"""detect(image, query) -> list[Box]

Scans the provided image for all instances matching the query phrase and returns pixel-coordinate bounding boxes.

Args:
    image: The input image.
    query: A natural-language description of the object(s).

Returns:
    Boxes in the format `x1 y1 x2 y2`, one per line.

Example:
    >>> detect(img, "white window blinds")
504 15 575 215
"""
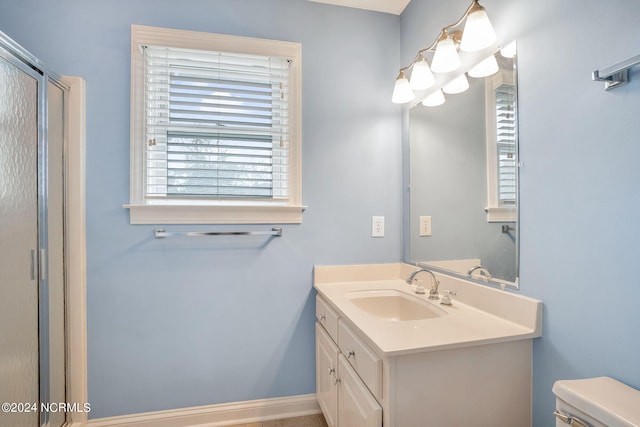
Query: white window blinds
143 46 291 201
495 83 517 206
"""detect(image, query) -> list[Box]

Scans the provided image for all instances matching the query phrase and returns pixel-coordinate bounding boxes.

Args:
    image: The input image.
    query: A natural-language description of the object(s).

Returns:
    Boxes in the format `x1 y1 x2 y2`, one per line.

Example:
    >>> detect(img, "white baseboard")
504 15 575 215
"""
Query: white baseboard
86 394 321 427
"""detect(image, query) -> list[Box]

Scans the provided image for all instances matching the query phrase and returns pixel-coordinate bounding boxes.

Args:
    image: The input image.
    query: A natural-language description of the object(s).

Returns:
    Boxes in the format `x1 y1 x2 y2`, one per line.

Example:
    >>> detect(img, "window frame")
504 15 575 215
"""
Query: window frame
126 25 303 224
484 66 517 223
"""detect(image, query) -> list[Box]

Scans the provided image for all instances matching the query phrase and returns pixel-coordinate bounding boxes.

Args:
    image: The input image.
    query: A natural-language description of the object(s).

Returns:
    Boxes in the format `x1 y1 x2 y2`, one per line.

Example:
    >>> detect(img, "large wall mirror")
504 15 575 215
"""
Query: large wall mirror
408 43 519 289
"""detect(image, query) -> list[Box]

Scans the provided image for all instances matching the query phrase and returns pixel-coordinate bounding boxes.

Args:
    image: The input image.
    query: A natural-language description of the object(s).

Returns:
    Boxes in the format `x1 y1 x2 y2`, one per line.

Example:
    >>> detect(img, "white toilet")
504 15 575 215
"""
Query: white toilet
553 377 640 427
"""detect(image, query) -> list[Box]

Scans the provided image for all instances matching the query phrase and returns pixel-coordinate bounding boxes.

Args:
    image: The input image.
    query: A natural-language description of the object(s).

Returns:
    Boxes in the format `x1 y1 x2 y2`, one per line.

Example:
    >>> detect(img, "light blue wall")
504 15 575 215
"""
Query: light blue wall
0 0 402 418
402 0 640 425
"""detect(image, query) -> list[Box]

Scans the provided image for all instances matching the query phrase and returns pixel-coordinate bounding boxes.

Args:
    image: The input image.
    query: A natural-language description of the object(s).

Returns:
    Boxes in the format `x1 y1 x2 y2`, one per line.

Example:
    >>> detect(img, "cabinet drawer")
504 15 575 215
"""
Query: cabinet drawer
316 295 339 342
338 320 383 400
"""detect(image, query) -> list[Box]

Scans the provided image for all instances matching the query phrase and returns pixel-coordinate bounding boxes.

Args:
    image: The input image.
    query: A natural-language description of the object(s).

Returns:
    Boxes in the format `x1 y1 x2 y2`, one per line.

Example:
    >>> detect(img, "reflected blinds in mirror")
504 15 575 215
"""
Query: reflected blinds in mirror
496 84 517 206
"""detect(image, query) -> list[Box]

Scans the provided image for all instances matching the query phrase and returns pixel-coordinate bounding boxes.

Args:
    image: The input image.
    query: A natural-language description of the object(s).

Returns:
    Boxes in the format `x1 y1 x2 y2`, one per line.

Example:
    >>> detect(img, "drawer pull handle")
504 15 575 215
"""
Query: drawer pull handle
347 350 355 359
328 367 335 375
334 377 341 386
318 314 326 322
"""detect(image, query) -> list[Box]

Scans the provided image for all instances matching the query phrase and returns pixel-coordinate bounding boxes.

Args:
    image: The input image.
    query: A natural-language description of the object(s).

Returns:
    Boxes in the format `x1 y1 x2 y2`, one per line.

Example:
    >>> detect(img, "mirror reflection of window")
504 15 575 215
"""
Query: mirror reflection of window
496 83 517 208
484 47 517 223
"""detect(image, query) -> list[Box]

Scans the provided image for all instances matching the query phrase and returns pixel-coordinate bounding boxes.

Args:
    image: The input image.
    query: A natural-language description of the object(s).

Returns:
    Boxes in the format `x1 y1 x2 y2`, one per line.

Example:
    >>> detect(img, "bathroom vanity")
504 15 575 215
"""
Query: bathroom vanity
314 263 542 427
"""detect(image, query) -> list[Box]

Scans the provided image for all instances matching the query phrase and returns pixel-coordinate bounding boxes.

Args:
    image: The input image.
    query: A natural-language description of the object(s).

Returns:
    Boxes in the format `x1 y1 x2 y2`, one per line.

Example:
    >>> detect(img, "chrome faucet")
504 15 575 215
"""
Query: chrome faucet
467 265 492 281
406 268 440 300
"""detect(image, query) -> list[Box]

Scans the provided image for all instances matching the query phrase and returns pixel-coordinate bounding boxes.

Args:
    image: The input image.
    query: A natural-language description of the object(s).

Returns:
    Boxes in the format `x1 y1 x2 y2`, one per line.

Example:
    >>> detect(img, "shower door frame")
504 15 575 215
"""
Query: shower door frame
0 31 87 427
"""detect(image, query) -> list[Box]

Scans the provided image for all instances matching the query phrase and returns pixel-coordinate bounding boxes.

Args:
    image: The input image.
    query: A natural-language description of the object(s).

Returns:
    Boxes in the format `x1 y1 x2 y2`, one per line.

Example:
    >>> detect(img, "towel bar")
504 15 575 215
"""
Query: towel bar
154 227 283 239
592 53 640 90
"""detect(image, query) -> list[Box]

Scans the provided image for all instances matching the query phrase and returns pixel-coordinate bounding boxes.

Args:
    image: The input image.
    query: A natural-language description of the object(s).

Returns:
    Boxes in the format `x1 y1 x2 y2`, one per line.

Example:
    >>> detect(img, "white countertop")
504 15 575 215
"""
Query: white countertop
314 264 542 357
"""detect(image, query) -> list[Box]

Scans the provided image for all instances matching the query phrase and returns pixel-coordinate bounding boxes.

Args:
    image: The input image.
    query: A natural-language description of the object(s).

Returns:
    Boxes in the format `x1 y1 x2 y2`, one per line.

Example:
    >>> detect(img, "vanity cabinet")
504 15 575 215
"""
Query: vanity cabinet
316 296 382 427
316 290 534 427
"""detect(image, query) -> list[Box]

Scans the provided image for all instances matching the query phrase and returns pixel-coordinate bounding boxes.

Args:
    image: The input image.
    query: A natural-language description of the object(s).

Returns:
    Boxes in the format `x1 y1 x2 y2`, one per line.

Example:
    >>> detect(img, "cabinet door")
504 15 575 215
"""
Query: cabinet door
316 324 339 427
338 356 382 427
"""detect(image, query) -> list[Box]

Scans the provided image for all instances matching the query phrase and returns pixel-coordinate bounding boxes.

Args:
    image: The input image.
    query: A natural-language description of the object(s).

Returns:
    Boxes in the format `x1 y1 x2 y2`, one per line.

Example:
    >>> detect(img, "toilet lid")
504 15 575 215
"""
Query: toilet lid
553 377 640 427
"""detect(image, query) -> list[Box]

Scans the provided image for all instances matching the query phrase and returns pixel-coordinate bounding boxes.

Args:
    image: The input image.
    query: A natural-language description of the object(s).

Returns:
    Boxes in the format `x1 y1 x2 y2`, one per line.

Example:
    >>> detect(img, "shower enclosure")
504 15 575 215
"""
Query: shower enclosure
0 32 69 427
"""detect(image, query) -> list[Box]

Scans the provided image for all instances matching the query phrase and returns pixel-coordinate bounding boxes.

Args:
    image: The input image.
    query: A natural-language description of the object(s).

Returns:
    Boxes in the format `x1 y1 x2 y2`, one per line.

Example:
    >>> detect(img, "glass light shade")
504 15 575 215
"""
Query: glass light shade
460 6 497 52
421 89 446 107
442 74 469 94
468 55 499 78
391 72 415 104
431 37 461 73
500 41 517 59
410 57 435 91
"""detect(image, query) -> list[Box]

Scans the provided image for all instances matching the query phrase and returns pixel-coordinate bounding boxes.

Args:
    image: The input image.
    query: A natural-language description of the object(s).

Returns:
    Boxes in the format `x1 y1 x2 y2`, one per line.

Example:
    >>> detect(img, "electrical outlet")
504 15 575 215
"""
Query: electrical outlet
419 216 432 237
372 216 385 237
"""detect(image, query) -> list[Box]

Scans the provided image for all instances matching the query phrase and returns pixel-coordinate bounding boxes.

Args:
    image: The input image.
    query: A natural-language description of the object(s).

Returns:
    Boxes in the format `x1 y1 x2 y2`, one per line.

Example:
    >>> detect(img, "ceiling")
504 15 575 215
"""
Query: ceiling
307 0 411 15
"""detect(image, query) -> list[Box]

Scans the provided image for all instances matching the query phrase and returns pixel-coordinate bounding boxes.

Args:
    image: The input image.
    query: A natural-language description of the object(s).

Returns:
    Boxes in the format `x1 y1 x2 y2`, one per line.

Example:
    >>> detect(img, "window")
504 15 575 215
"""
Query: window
126 25 302 224
485 66 518 222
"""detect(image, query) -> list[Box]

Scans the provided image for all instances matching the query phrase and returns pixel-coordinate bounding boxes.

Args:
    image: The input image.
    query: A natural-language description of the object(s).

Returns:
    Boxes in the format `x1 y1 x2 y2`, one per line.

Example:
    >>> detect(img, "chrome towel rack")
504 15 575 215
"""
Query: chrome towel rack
592 53 640 90
154 227 283 239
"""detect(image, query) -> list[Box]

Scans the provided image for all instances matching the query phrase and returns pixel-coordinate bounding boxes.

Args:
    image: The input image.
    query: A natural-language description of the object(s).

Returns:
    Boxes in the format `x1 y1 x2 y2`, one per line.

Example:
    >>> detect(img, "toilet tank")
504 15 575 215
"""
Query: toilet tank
553 377 640 427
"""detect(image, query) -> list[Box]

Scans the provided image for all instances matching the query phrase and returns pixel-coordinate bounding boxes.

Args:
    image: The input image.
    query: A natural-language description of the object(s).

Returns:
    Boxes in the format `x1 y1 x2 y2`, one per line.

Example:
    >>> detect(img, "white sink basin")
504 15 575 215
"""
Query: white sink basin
348 289 446 321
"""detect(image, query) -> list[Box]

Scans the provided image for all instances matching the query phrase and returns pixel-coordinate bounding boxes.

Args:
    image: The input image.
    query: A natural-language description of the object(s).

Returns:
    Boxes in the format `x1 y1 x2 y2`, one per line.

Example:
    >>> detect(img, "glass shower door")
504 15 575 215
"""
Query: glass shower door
0 49 40 427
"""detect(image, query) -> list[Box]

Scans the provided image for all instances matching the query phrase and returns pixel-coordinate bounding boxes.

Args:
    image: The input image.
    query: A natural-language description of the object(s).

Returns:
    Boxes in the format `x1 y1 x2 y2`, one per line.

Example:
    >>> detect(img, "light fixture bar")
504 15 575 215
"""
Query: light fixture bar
401 0 482 72
392 0 497 104
592 53 640 90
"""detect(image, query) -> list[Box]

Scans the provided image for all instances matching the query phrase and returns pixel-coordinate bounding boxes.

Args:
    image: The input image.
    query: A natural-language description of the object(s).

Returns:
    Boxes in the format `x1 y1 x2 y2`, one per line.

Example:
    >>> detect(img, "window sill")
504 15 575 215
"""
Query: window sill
485 207 517 223
124 204 305 225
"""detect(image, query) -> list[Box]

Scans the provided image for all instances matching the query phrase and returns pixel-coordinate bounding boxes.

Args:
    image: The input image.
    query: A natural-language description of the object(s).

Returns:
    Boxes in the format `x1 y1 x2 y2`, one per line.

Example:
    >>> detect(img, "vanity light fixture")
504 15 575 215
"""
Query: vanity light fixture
391 70 415 104
467 54 499 78
391 0 498 105
410 55 435 90
442 73 469 94
431 30 462 74
459 0 497 52
500 41 517 59
421 89 446 107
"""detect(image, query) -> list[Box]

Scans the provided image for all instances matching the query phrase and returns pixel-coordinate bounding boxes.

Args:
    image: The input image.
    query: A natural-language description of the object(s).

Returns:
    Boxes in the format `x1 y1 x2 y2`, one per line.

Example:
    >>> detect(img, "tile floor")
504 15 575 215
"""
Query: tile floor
227 413 328 427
